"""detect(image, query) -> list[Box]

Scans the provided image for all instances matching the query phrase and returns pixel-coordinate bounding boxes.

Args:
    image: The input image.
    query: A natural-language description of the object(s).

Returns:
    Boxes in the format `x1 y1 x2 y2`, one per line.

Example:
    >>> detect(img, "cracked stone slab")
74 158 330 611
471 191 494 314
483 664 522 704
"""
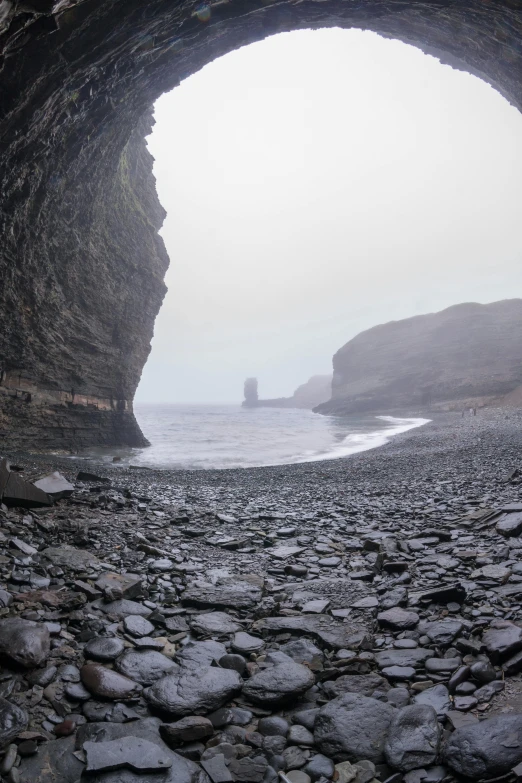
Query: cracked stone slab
84 736 172 772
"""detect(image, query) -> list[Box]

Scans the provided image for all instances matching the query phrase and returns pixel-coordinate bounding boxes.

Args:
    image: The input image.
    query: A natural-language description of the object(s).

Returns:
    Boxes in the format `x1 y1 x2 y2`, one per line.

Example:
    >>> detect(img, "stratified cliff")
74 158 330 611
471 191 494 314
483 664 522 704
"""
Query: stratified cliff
315 300 522 415
243 375 332 410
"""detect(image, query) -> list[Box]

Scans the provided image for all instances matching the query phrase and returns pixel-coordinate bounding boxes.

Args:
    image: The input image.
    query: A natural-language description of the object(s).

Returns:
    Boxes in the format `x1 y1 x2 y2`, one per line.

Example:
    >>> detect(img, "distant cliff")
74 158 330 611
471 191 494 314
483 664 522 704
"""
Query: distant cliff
243 375 332 410
315 299 522 416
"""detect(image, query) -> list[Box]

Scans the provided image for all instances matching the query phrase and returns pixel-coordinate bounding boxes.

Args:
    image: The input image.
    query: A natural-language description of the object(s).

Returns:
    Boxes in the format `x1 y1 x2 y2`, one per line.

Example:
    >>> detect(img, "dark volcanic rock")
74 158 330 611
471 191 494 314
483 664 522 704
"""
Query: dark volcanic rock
316 300 522 415
384 705 440 772
0 618 50 668
160 717 214 747
314 693 395 763
444 714 522 779
144 666 242 717
243 661 315 706
84 736 172 772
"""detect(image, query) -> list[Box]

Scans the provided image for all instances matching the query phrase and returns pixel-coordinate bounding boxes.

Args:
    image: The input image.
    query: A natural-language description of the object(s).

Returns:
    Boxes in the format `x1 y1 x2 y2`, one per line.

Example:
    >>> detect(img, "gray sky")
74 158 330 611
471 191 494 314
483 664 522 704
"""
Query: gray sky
136 28 522 404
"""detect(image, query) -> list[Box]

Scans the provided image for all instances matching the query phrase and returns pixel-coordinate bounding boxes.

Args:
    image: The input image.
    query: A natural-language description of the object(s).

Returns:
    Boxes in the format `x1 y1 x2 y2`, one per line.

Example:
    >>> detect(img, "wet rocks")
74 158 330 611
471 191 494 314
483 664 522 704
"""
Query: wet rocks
123 614 155 637
115 650 178 685
144 666 242 716
444 714 522 779
0 618 50 668
190 612 242 636
243 661 315 706
482 619 522 662
252 614 370 650
377 608 419 630
384 705 440 772
33 472 74 499
314 693 395 763
80 664 143 700
160 716 214 747
0 699 28 749
84 637 125 662
40 545 100 571
181 579 262 610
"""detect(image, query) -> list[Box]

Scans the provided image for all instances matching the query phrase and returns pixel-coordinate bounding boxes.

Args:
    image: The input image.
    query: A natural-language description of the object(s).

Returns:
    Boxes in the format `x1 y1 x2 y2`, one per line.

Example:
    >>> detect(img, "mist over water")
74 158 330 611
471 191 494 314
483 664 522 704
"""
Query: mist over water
98 405 431 470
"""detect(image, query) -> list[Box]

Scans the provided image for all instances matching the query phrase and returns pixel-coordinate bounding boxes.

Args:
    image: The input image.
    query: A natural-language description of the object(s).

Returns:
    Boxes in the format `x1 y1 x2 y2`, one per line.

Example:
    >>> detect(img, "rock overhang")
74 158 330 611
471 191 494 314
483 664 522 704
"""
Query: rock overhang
0 0 521 449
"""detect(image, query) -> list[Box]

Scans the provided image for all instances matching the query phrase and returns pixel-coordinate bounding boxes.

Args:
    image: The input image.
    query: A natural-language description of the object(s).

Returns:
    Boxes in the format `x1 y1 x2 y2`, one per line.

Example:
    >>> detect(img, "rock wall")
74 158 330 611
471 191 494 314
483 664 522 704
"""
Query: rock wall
0 1 521 449
315 300 522 416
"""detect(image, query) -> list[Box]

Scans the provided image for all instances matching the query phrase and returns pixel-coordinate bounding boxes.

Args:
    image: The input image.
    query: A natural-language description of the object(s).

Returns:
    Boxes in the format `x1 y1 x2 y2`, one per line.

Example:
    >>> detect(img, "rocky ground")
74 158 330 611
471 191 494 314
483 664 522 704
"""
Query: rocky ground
1 409 522 782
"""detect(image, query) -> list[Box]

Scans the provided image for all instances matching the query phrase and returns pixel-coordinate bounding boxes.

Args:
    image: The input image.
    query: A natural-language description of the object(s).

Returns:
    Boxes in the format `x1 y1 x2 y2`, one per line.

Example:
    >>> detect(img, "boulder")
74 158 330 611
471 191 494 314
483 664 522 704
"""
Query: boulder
444 714 522 779
384 705 440 772
377 608 419 630
482 619 522 662
243 661 315 706
144 666 242 717
0 698 28 749
0 618 50 668
314 693 395 763
115 650 178 685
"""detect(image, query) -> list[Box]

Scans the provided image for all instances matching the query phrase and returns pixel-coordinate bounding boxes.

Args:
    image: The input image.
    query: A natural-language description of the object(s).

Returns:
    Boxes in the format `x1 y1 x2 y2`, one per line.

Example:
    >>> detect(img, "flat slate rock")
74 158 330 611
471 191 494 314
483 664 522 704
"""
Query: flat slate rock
18 736 84 783
77 718 209 783
95 572 143 600
323 673 390 699
41 545 100 571
243 661 315 706
0 459 52 509
269 546 305 560
181 580 262 610
378 608 419 630
84 637 125 662
123 615 155 637
115 650 178 685
375 648 432 669
496 511 522 537
144 666 242 717
252 614 371 650
0 618 50 668
413 685 451 720
232 632 265 654
33 472 74 499
101 599 152 619
417 619 463 645
314 693 396 764
84 736 172 772
190 612 242 636
482 619 522 662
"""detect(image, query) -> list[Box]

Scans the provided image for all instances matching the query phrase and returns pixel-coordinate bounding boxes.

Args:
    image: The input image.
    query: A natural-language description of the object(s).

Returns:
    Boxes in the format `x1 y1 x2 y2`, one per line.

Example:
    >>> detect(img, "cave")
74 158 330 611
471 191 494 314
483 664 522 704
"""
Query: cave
0 0 520 452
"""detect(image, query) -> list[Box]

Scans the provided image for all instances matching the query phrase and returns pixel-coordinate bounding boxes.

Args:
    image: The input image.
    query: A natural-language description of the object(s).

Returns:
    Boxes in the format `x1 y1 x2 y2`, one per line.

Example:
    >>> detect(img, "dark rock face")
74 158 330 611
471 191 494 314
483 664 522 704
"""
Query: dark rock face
444 714 522 780
0 3 521 446
316 300 522 415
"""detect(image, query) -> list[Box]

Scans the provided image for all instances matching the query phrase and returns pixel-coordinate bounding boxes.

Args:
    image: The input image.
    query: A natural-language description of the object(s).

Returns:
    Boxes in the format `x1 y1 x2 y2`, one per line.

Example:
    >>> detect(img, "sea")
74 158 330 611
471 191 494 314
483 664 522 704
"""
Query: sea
79 404 430 470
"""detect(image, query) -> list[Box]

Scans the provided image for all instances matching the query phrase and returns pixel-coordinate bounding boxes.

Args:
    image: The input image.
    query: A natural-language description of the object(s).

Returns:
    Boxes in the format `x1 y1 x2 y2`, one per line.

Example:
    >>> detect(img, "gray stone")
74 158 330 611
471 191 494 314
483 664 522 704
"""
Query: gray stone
95 572 143 601
84 736 172 772
444 714 522 779
384 705 440 773
232 632 264 654
470 660 496 684
123 614 155 637
115 649 178 685
323 673 389 700
258 717 289 737
18 736 83 783
190 612 242 636
160 717 214 747
84 636 125 662
496 511 522 537
280 639 324 666
288 725 315 746
81 663 142 701
176 640 228 670
417 619 463 646
41 545 100 571
144 666 242 717
375 648 431 669
425 657 461 674
33 472 74 499
228 756 268 782
182 579 262 610
101 599 152 619
304 754 335 781
202 753 234 783
0 618 50 668
314 693 395 763
243 661 315 706
219 654 246 675
378 608 419 630
413 685 450 720
474 680 504 703
382 665 415 681
482 619 522 662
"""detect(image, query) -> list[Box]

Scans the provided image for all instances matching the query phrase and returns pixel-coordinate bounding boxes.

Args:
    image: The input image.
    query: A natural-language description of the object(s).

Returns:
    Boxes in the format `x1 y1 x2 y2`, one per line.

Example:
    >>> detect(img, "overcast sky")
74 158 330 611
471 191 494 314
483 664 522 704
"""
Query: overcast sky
136 28 522 404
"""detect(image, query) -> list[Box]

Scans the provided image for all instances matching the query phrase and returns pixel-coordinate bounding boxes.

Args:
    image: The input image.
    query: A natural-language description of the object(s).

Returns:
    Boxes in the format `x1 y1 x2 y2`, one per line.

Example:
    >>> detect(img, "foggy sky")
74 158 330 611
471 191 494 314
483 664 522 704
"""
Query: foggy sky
136 28 522 404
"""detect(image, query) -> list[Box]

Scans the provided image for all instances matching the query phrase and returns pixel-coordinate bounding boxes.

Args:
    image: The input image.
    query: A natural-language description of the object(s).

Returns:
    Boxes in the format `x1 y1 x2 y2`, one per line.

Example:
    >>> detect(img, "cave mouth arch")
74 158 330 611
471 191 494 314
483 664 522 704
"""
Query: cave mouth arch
0 1 520 452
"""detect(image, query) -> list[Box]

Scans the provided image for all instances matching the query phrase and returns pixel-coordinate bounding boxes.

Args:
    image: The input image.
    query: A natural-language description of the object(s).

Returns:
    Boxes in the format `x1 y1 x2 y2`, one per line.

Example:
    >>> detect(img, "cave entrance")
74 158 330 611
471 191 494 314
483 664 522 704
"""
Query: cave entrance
135 28 522 410
1 3 522 449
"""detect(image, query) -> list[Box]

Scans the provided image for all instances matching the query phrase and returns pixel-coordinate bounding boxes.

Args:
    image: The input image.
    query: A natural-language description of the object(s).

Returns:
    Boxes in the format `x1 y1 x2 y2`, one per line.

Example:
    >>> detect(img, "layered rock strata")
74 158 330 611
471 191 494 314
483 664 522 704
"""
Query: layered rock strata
316 300 522 416
0 2 521 447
